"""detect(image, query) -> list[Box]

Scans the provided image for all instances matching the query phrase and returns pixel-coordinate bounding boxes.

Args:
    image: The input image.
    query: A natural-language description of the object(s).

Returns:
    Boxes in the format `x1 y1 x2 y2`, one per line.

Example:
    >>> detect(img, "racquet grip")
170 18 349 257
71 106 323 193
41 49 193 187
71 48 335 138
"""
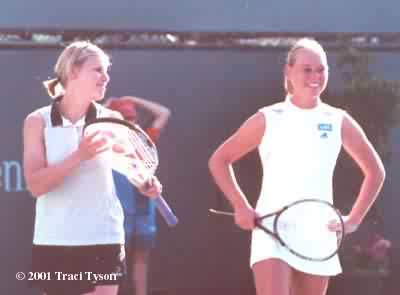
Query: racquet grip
154 195 179 227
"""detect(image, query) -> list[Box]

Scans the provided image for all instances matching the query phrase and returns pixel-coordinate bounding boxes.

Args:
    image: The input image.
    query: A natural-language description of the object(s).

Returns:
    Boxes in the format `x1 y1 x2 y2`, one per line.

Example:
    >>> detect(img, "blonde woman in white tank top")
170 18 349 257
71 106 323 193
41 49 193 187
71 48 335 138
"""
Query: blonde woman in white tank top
209 38 385 295
23 41 162 295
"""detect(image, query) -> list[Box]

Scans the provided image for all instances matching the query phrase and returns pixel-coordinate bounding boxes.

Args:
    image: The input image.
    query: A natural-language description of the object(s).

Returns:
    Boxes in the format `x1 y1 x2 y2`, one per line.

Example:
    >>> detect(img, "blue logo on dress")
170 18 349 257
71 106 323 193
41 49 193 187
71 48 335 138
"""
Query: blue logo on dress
318 123 332 138
318 123 332 131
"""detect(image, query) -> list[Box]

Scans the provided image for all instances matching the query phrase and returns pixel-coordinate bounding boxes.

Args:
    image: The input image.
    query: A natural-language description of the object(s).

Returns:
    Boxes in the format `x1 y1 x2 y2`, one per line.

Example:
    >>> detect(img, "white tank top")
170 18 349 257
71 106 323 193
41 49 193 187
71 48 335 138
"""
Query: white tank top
33 103 124 246
256 97 344 214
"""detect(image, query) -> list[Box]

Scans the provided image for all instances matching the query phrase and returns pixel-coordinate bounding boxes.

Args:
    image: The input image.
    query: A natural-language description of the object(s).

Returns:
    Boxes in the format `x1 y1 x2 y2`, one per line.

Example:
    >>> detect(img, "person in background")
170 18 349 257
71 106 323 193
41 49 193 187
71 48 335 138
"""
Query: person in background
105 96 171 295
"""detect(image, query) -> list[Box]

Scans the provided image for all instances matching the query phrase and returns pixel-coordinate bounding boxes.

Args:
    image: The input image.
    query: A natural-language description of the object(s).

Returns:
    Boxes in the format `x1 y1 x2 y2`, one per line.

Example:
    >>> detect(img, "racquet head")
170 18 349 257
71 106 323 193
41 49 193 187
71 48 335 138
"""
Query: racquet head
83 117 159 187
257 199 345 261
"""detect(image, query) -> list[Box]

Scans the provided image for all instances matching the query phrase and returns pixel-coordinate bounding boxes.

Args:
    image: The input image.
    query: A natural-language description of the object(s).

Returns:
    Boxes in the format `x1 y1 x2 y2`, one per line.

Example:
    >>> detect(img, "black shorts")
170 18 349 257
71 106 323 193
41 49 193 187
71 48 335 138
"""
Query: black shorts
30 244 126 295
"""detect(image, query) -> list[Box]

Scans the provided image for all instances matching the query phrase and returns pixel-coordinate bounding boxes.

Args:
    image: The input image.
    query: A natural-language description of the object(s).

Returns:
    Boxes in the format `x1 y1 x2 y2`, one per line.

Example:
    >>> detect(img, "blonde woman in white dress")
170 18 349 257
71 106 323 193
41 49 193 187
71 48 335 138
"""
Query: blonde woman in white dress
208 38 385 295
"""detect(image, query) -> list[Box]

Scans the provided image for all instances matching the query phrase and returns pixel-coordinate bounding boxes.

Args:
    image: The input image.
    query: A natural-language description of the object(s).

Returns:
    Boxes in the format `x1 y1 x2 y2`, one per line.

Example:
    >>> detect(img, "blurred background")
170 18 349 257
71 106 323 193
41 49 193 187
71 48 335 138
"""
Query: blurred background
0 1 399 294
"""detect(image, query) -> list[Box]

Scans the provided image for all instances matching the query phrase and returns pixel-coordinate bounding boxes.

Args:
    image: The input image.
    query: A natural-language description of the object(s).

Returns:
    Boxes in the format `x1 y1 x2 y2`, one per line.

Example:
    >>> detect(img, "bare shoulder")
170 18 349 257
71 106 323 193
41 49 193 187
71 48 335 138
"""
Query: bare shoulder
232 111 266 148
212 111 266 163
341 111 372 157
24 110 45 130
241 111 266 132
341 110 385 177
341 112 366 140
23 110 46 153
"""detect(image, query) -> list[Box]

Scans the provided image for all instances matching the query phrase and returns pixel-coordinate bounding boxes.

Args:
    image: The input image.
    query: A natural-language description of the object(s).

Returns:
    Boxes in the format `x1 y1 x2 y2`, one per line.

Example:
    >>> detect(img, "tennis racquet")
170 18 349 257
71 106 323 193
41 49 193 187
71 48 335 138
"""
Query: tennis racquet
83 117 178 227
210 198 345 261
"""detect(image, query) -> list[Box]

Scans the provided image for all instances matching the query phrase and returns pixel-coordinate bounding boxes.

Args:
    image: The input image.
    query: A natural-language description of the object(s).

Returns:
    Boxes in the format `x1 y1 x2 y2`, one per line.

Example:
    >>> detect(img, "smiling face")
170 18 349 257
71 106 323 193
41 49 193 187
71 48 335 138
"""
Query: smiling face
284 39 329 106
53 41 111 102
71 54 110 101
286 48 328 100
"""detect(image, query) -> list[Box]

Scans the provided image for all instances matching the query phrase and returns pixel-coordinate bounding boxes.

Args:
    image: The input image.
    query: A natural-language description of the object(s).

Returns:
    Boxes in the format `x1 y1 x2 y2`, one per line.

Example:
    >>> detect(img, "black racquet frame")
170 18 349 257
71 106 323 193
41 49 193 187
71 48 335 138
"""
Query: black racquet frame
210 198 345 261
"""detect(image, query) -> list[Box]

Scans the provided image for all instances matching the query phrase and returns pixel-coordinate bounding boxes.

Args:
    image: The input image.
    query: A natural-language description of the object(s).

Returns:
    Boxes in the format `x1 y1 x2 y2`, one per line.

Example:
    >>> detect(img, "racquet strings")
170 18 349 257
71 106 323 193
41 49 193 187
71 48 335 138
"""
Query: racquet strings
268 201 343 260
84 118 179 227
127 129 158 172
113 126 158 186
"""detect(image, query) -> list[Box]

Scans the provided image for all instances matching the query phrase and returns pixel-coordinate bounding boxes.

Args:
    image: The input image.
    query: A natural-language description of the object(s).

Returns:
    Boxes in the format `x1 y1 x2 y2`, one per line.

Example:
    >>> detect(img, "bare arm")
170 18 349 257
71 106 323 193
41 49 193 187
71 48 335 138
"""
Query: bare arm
23 112 109 197
342 112 386 229
106 96 171 129
208 112 265 229
123 96 171 129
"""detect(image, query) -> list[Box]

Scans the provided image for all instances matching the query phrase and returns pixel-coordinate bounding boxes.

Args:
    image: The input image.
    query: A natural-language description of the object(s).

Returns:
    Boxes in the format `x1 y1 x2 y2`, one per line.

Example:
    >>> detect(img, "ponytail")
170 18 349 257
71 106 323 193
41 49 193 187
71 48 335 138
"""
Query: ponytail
43 78 64 99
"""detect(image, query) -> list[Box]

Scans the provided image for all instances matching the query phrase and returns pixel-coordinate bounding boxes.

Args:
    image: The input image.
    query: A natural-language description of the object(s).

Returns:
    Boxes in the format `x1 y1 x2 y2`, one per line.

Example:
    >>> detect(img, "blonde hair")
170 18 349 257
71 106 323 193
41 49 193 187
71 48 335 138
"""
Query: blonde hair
284 38 328 94
43 41 110 98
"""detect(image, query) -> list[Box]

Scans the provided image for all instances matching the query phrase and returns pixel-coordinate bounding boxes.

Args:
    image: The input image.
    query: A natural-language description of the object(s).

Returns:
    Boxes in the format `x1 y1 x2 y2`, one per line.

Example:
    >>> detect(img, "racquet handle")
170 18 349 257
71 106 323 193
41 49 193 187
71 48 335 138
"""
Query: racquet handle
154 195 179 227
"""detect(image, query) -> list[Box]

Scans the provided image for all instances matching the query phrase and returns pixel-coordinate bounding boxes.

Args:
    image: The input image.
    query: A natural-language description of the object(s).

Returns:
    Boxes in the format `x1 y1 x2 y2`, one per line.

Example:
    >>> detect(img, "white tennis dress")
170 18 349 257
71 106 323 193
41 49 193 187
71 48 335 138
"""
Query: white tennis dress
250 97 344 276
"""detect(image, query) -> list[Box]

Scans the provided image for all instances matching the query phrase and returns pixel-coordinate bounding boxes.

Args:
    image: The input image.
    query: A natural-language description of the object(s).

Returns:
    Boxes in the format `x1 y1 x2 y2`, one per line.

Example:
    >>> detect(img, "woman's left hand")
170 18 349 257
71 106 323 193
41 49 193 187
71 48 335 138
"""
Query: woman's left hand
138 176 162 198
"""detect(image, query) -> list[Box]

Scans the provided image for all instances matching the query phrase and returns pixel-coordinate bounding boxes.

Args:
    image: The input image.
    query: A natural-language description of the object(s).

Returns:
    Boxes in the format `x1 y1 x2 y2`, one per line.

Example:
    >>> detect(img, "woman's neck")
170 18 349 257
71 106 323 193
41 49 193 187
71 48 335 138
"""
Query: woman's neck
289 94 320 109
58 95 92 123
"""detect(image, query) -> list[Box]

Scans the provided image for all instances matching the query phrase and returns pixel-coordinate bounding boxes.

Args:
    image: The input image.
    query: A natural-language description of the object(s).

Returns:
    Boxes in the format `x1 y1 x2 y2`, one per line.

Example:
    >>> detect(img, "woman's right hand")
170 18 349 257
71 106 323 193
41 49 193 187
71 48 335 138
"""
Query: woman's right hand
77 131 109 161
234 204 257 230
